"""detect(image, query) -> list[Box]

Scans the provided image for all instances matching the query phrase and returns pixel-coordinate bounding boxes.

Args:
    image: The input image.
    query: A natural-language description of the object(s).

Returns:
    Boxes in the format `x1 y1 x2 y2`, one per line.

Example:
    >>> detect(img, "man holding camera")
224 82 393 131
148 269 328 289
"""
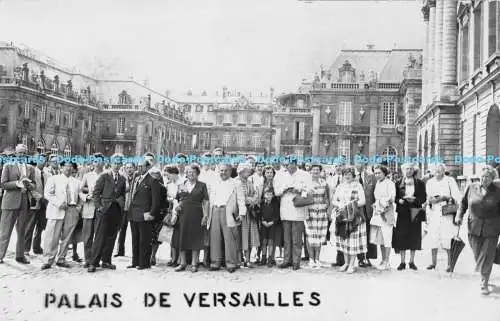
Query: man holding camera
0 144 36 264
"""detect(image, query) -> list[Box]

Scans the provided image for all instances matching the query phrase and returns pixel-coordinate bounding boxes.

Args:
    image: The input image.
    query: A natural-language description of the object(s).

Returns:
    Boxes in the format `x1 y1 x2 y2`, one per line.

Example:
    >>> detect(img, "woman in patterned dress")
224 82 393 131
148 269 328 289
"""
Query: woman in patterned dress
305 164 330 268
237 162 260 268
331 166 366 274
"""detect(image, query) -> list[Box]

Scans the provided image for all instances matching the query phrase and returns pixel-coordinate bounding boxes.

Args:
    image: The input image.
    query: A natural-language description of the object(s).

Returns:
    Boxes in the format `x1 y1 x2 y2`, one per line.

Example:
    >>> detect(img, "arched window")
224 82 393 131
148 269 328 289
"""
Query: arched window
37 140 46 153
63 144 71 157
51 143 59 155
382 146 397 173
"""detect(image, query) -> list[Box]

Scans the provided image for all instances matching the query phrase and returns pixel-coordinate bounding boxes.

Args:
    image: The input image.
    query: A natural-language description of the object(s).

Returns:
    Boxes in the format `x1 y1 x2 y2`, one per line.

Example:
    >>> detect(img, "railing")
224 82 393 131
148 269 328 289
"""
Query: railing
101 133 136 141
103 104 140 110
312 82 401 92
274 107 312 114
280 139 312 146
224 146 267 153
319 124 370 134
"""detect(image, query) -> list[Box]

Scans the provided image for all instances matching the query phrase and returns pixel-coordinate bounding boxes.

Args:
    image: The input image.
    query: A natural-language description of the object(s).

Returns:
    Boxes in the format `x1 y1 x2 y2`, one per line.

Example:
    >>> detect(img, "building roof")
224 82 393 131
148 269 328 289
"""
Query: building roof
328 48 422 83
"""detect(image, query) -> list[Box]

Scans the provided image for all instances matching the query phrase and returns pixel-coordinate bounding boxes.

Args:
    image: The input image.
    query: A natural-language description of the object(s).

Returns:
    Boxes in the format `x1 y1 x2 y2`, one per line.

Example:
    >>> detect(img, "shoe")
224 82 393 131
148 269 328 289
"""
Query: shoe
41 263 51 270
308 261 316 268
127 265 137 269
426 264 436 270
397 263 406 271
102 263 116 270
137 266 147 270
445 266 453 273
175 265 187 272
332 262 344 267
377 262 389 270
258 259 267 266
166 261 176 267
365 259 372 267
314 261 321 268
191 266 199 273
0 259 3 264
246 262 254 269
267 260 276 267
72 255 82 263
56 262 71 268
346 266 356 274
150 257 156 266
15 257 30 264
301 257 309 261
358 261 368 268
278 262 292 269
83 263 90 268
88 265 96 273
209 266 221 271
292 264 300 270
409 262 418 270
339 264 348 272
33 249 43 255
114 252 124 257
481 286 490 296
227 267 236 273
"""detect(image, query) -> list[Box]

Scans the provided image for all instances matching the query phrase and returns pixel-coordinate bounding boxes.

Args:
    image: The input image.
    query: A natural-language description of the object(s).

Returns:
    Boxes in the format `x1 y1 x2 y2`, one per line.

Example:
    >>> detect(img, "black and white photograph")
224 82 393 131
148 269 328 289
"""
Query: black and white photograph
0 0 499 320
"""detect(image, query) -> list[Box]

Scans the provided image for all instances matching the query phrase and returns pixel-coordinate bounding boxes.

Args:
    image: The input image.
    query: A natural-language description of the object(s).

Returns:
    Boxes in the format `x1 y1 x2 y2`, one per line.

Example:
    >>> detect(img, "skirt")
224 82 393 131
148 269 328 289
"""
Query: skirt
423 208 458 250
370 224 393 247
305 209 329 246
335 223 367 255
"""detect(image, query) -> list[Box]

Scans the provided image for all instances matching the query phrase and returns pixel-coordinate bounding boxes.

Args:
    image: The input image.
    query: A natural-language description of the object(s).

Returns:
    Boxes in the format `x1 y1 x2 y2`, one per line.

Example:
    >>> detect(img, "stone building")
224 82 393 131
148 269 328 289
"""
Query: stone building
178 88 274 156
416 0 500 178
0 42 191 157
302 47 422 171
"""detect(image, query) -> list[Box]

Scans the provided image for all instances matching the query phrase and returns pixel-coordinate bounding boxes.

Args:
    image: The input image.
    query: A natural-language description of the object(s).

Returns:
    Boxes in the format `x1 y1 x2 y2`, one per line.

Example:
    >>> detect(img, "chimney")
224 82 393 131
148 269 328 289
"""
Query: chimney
187 89 192 96
165 90 170 98
202 90 207 96
366 44 375 50
270 87 274 100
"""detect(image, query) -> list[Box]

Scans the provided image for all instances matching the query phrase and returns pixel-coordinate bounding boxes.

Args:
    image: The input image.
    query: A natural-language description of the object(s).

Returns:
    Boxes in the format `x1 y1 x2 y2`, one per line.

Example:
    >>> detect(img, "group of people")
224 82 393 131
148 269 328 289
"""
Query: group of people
0 144 499 295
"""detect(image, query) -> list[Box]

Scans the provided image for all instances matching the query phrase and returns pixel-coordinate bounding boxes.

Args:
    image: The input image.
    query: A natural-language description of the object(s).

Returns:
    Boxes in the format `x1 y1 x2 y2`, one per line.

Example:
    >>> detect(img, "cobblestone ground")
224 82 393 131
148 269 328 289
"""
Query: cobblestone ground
1 228 499 321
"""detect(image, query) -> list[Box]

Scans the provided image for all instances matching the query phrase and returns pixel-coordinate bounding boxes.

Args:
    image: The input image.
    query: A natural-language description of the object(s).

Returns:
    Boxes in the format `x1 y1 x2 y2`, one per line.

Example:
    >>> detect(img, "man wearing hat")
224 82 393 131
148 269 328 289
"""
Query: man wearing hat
88 153 126 272
0 144 36 264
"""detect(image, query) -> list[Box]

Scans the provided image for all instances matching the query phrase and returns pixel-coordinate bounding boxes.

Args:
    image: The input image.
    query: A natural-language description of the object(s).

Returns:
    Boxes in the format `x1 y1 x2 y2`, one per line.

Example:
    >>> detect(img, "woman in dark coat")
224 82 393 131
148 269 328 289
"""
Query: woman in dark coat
174 164 209 273
393 163 427 270
456 165 500 296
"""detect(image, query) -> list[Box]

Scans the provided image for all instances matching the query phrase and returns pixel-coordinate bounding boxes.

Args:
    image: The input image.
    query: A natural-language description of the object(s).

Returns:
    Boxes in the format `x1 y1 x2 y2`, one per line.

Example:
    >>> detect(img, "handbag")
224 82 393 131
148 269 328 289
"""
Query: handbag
157 225 170 243
293 194 314 207
441 180 458 216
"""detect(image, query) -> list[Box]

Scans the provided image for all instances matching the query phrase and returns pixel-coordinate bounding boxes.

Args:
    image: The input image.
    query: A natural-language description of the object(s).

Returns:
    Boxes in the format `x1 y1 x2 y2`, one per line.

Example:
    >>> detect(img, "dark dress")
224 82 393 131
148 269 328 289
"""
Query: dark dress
392 178 427 252
260 197 282 243
176 181 209 251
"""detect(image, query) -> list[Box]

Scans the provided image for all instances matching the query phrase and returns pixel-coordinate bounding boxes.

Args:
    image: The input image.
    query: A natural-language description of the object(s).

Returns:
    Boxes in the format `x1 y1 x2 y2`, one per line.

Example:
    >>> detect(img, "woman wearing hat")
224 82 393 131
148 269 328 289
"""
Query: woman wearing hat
393 163 427 270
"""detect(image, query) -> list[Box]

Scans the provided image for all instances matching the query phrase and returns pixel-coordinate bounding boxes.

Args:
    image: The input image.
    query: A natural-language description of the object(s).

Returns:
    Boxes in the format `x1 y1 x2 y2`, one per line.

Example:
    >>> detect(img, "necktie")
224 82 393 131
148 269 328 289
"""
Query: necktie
359 173 364 186
41 171 45 187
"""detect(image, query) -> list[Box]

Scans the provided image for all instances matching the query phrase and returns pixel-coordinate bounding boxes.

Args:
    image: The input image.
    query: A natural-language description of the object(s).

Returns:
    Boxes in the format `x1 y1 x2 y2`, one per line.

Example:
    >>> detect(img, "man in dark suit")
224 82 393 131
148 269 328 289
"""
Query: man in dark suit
128 159 162 270
88 153 126 272
0 144 36 264
356 162 377 267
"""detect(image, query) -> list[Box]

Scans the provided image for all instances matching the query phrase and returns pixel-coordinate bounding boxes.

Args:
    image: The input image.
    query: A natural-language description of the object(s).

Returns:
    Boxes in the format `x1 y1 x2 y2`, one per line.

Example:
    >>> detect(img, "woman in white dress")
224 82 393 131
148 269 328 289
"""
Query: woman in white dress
370 165 396 270
423 163 462 271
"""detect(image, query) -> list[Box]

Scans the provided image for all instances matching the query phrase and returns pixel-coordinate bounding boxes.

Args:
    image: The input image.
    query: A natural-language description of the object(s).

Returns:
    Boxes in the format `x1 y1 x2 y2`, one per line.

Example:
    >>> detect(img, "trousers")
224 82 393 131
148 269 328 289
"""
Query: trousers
282 220 305 266
0 194 30 260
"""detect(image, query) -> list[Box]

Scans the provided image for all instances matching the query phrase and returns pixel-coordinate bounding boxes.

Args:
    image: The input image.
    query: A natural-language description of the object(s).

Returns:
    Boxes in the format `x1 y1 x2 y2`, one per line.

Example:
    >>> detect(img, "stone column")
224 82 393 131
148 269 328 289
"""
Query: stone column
434 0 444 101
497 1 500 52
274 127 281 155
428 0 436 104
311 104 321 156
135 123 144 156
441 0 458 99
483 1 490 63
469 5 475 76
368 107 378 156
422 5 430 107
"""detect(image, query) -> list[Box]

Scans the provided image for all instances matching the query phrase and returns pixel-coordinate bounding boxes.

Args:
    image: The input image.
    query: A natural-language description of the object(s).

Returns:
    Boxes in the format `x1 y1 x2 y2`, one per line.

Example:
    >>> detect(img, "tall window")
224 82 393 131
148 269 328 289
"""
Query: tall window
237 132 245 146
340 71 355 83
252 135 260 150
223 133 231 148
63 145 71 157
217 114 224 124
204 132 211 150
117 118 125 134
473 4 482 70
51 143 59 155
382 102 396 126
24 101 30 119
337 139 350 164
41 104 47 123
238 112 246 124
294 121 300 141
382 146 397 173
223 113 232 124
337 101 352 125
460 23 470 82
253 113 261 124
488 1 498 57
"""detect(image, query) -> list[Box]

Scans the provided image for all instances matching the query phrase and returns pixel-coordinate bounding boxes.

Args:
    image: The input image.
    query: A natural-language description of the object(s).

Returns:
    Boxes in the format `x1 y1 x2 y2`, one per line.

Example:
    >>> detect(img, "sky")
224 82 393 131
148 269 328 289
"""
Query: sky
0 0 423 97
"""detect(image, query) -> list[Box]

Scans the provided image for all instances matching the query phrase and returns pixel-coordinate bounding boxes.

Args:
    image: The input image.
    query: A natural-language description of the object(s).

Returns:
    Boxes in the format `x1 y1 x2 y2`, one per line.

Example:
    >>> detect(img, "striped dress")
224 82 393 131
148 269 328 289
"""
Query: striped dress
333 181 367 255
239 177 261 250
305 179 330 246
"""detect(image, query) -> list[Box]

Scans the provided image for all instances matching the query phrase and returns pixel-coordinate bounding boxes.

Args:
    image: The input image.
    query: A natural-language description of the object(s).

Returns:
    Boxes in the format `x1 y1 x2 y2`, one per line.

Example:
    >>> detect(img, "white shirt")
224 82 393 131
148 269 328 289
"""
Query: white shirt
210 178 236 207
44 174 79 220
79 171 101 219
274 169 313 221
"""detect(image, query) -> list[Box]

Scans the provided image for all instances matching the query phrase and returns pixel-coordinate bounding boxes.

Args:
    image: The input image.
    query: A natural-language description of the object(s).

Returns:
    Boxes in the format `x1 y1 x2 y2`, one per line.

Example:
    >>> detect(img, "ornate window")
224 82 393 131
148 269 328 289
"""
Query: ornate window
37 140 45 153
117 118 125 134
337 101 352 126
51 143 59 155
63 144 71 157
195 105 203 112
339 60 356 83
382 102 396 126
337 139 351 164
382 146 397 173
